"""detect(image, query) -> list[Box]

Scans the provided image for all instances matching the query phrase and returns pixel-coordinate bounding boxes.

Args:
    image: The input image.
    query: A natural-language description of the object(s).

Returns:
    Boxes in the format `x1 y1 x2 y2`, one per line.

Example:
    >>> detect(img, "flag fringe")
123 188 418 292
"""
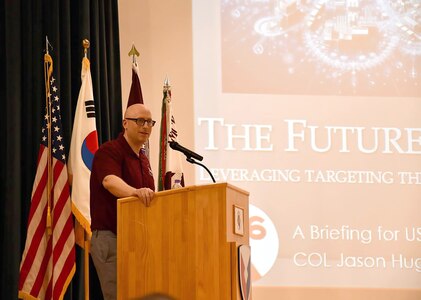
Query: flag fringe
72 202 92 237
18 291 39 300
19 264 77 300
58 264 76 300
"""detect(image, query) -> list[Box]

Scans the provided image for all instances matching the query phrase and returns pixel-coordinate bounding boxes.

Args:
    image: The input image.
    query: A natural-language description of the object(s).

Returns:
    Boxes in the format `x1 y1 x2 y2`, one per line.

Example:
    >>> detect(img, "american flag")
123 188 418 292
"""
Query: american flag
18 56 75 300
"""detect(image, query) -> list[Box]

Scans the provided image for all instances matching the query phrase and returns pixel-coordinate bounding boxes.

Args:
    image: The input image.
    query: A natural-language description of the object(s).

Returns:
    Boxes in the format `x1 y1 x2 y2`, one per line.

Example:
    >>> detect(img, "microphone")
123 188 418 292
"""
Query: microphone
169 141 203 161
169 141 215 183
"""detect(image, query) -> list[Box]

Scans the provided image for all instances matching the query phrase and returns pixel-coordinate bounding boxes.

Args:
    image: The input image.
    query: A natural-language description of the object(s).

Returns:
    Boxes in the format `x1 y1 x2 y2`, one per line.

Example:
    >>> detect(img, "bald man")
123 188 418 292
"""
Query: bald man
90 104 155 300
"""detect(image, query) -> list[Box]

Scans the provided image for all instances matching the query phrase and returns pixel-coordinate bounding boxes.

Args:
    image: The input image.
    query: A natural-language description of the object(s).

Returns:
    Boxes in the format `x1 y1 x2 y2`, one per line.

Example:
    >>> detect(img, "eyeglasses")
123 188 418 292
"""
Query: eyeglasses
126 118 156 127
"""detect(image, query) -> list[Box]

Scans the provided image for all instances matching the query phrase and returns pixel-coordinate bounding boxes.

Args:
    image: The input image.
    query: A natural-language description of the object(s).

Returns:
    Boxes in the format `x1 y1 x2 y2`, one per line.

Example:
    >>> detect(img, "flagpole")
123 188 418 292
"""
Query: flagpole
44 36 53 237
82 38 91 300
127 45 151 159
84 235 90 300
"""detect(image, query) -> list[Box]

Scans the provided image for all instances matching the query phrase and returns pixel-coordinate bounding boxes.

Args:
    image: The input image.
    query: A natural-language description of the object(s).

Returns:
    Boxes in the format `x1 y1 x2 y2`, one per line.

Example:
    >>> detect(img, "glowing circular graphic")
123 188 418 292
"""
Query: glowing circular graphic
303 32 399 72
303 0 400 72
249 204 279 281
81 131 98 171
221 0 420 96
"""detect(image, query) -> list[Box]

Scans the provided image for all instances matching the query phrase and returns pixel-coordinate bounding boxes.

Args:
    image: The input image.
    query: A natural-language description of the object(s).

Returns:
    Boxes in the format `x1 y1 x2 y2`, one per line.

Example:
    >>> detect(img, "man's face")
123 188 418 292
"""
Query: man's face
123 105 154 147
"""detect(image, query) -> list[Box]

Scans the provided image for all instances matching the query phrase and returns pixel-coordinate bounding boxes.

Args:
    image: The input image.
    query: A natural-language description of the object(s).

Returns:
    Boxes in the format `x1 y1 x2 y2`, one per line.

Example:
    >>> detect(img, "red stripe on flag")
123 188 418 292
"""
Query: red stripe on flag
53 245 75 300
53 214 73 265
52 159 64 184
52 188 69 227
45 269 53 300
52 159 64 183
52 186 70 227
27 148 48 226
18 199 48 289
30 235 52 297
51 166 69 226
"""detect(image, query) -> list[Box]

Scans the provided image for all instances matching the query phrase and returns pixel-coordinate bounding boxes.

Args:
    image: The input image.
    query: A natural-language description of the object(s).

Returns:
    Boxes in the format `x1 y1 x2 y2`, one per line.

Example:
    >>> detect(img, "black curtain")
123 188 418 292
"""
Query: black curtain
0 0 122 299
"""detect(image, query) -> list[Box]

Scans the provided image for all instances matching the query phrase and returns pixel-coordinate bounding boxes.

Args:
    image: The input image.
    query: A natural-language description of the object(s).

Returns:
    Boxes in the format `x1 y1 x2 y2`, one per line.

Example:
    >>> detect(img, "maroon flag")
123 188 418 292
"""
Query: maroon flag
127 62 144 107
127 61 150 158
18 52 75 300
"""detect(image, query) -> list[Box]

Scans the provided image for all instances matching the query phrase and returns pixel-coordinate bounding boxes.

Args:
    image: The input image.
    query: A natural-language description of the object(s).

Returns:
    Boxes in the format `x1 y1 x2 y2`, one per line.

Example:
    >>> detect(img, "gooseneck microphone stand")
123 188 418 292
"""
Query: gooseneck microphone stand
186 157 216 183
169 141 216 183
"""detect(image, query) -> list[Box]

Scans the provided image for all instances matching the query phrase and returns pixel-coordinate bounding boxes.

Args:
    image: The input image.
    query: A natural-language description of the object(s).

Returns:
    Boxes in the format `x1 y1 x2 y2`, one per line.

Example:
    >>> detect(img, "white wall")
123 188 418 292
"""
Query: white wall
118 0 195 187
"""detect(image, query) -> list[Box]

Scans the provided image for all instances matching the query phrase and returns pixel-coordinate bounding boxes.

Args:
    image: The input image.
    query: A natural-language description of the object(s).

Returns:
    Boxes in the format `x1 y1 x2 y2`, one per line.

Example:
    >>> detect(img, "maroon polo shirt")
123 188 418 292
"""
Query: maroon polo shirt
90 133 155 234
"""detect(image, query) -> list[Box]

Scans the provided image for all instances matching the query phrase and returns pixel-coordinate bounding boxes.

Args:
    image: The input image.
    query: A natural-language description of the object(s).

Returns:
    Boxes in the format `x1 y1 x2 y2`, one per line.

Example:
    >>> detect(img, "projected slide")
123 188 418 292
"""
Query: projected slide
221 0 421 96
193 0 421 299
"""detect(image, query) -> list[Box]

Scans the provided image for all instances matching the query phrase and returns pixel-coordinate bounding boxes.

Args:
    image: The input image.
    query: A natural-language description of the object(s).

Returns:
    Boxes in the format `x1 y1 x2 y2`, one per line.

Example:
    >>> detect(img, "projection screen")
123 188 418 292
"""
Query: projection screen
193 0 421 298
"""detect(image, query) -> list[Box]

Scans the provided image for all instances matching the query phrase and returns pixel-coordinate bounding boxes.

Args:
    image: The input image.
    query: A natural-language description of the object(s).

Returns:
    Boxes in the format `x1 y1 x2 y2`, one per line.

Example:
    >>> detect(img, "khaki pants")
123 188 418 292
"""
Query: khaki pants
91 230 117 300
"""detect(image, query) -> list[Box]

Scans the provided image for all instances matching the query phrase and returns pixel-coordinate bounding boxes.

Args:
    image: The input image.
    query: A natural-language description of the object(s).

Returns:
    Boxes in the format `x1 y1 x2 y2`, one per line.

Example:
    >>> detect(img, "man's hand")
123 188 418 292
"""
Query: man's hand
132 188 155 207
103 175 155 206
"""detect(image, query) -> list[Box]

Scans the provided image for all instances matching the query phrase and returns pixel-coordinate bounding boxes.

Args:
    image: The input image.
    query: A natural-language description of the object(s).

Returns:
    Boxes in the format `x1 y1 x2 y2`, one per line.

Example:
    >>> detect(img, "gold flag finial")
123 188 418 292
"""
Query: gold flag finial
83 39 90 58
128 44 140 63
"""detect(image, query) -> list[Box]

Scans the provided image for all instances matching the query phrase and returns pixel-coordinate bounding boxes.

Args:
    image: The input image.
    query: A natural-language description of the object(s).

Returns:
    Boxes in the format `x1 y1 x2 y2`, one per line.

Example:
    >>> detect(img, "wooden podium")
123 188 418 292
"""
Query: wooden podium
116 183 250 300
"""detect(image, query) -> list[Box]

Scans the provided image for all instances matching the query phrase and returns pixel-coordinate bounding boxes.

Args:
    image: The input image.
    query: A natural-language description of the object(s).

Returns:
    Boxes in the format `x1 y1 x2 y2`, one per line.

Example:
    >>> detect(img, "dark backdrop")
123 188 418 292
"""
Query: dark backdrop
0 0 123 299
